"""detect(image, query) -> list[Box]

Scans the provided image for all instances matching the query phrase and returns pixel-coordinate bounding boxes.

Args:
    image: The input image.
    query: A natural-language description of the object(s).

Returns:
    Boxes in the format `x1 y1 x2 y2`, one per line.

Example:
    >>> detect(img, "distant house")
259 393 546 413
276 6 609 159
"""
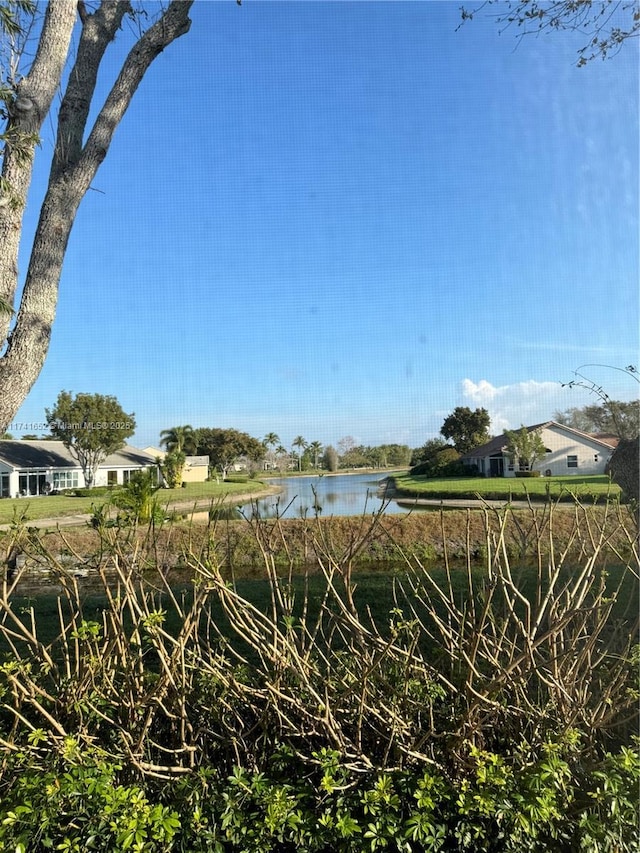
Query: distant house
145 447 209 484
0 440 158 498
461 422 619 478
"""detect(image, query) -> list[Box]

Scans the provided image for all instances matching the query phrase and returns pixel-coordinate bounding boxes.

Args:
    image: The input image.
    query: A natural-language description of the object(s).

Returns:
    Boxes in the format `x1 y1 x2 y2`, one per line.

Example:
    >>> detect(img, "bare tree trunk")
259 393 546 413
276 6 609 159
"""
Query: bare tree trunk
0 1 193 433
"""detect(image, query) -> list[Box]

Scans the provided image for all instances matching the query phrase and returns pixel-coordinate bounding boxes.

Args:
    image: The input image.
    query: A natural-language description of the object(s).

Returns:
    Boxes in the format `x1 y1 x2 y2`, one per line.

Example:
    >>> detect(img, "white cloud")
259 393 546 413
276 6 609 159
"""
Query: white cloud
461 378 565 433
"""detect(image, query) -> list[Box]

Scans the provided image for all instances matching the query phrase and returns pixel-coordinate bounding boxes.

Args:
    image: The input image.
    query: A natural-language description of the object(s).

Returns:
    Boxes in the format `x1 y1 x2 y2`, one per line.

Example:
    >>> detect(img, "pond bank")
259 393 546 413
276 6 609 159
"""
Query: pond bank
0 487 282 532
5 504 635 582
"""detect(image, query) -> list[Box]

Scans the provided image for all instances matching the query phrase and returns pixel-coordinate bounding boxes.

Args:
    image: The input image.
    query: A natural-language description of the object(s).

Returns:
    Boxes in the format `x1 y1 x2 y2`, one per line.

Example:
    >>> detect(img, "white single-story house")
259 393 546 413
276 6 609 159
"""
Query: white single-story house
461 422 619 478
144 448 210 484
0 440 159 498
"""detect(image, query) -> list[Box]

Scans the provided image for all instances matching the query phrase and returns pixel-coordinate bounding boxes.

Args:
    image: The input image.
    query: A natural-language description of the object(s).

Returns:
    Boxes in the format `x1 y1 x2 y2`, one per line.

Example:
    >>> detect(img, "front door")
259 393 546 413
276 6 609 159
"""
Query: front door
489 457 504 477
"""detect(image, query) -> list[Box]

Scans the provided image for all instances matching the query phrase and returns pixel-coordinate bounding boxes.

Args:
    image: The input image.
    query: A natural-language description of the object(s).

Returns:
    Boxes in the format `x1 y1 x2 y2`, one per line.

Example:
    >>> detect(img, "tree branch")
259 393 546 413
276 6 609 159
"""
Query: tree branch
0 1 193 432
0 1 77 342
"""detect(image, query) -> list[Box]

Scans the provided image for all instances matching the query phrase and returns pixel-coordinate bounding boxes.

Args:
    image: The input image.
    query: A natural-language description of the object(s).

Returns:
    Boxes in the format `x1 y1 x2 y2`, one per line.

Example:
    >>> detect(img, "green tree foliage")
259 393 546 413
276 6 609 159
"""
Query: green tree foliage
0 1 193 434
159 449 186 489
337 442 412 470
159 425 197 455
410 446 466 477
112 469 161 524
411 437 451 467
262 432 280 468
440 406 491 454
196 427 264 480
554 399 639 439
292 435 307 471
322 445 339 472
308 440 324 468
45 391 135 487
504 425 548 472
379 443 412 467
339 444 370 469
461 0 640 65
263 432 280 451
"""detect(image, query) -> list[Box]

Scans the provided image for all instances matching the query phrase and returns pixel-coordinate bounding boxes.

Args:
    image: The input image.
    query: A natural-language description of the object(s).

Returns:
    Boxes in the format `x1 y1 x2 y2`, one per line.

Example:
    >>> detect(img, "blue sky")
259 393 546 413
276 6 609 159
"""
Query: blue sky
10 1 639 450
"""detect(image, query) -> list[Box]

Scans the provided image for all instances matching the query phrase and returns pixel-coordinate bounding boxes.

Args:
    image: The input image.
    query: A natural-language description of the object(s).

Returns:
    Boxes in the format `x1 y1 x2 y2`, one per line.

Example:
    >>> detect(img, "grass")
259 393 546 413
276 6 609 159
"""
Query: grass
0 478 271 525
393 473 621 501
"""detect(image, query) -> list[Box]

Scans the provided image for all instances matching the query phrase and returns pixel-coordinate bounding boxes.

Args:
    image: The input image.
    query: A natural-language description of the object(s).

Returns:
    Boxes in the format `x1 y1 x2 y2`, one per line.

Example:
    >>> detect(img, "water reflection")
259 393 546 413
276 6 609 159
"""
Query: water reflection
242 472 407 519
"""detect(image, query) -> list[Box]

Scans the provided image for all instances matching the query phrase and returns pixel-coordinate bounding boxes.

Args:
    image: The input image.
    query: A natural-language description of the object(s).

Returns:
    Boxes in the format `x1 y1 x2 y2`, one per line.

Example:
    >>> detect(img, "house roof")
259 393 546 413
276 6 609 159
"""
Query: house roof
461 421 619 459
589 433 619 448
143 446 165 458
462 434 512 460
0 440 157 471
185 455 209 467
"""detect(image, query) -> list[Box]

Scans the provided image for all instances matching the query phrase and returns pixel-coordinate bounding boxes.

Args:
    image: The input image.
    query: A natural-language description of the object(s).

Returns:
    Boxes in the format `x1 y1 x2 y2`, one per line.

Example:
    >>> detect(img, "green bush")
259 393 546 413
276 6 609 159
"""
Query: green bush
0 741 180 853
0 737 637 852
514 471 542 478
110 469 163 524
71 486 114 497
410 448 470 478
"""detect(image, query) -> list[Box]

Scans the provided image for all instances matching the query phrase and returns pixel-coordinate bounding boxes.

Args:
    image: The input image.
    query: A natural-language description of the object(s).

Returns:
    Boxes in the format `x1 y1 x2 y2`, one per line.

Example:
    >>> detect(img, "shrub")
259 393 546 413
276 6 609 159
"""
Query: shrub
0 742 180 852
410 448 470 478
0 500 637 850
515 470 542 478
71 486 114 497
160 449 186 489
110 469 163 524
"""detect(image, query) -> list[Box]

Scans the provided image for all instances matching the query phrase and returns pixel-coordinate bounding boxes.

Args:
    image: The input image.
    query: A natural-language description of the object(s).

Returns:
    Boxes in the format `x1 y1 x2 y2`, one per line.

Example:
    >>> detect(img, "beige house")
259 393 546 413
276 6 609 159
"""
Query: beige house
146 447 209 484
461 422 619 478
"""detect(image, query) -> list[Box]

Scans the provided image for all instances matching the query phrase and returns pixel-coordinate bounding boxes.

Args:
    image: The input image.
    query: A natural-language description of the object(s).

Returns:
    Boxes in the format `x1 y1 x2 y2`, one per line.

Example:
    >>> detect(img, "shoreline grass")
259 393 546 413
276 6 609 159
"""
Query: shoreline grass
392 473 621 502
0 477 271 525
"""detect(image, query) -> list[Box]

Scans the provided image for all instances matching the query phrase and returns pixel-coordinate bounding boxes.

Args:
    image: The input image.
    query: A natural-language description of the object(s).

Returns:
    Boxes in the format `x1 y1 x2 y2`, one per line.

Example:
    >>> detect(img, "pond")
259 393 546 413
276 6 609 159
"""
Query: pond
241 471 408 519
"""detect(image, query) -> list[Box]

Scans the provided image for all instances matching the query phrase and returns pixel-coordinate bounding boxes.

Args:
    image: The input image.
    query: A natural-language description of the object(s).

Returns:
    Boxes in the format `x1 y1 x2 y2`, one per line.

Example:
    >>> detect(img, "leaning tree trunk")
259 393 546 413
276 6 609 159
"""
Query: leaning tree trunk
0 0 193 433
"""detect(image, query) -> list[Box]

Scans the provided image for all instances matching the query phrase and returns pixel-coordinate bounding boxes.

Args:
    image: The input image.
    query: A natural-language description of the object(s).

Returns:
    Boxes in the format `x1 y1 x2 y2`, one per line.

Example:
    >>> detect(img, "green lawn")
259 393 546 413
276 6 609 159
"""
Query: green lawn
0 478 271 525
393 473 621 501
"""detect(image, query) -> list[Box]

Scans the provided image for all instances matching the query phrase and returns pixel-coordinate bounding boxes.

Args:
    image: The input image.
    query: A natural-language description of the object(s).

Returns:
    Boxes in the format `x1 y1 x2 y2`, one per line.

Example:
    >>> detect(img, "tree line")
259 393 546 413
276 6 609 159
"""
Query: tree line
158 425 413 485
3 390 637 488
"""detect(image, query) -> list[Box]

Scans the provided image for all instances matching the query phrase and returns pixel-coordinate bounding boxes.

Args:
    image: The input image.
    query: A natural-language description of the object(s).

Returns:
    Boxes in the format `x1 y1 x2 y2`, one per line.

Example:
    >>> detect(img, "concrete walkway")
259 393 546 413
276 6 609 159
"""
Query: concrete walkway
394 497 541 510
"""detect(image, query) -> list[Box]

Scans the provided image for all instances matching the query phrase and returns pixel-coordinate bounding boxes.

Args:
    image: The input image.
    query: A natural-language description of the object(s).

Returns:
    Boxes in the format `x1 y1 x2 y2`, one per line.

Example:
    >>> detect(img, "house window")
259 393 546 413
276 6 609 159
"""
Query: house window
1 473 9 498
18 471 48 495
52 471 79 490
107 470 118 486
567 455 578 469
123 469 145 484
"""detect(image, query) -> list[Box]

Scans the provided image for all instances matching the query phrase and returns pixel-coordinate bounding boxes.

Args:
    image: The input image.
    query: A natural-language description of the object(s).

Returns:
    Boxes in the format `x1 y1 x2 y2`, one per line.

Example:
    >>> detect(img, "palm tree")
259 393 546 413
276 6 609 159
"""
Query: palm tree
263 432 280 450
292 435 307 472
275 445 289 472
159 425 197 455
308 440 323 469
263 432 280 471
